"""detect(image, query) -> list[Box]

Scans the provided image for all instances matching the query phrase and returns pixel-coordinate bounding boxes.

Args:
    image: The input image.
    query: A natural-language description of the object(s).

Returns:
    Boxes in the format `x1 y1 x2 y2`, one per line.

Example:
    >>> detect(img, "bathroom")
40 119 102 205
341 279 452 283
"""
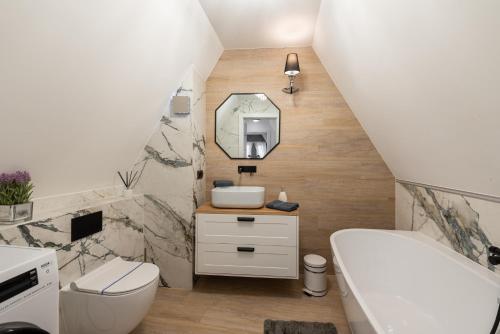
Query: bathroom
0 0 499 333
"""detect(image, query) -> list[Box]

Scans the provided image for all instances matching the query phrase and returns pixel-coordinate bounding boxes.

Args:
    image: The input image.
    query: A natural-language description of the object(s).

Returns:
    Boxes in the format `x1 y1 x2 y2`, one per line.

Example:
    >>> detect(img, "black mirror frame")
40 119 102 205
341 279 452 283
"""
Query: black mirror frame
214 93 281 160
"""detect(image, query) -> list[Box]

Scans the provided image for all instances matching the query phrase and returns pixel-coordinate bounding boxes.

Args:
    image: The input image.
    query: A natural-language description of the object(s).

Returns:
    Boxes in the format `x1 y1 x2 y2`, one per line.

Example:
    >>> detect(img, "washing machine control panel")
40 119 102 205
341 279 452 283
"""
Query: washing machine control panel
0 246 59 333
0 254 58 314
0 268 39 305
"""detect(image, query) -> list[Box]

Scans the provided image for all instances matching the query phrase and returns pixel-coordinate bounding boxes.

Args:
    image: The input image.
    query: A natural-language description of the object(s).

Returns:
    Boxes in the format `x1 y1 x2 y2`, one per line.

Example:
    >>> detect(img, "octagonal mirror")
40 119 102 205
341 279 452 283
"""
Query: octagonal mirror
215 93 280 159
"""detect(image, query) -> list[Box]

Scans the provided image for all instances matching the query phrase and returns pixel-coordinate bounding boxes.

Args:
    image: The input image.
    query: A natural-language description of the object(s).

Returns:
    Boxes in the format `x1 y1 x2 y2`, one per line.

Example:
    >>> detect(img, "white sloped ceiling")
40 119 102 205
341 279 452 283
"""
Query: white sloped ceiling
314 0 500 197
0 0 223 197
199 0 322 49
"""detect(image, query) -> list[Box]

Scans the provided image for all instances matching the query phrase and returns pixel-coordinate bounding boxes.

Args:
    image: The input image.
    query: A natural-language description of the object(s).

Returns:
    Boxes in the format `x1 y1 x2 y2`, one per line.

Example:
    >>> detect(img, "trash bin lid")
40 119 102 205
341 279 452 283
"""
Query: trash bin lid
304 254 327 268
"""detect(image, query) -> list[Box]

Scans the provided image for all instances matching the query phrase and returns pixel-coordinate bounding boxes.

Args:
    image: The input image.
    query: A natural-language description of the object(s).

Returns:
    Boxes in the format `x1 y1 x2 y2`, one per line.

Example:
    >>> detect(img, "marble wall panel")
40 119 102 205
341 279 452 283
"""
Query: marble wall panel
133 66 206 288
396 182 500 273
0 194 144 287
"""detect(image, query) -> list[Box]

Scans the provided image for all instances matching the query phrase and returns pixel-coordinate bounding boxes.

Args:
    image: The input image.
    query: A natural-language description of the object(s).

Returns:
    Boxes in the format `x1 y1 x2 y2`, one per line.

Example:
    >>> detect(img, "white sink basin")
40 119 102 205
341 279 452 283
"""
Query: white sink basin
211 186 265 209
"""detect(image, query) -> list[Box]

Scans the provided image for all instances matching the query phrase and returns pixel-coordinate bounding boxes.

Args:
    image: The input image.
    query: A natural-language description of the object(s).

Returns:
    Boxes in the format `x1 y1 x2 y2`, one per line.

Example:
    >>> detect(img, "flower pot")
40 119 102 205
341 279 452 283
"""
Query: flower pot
0 202 33 224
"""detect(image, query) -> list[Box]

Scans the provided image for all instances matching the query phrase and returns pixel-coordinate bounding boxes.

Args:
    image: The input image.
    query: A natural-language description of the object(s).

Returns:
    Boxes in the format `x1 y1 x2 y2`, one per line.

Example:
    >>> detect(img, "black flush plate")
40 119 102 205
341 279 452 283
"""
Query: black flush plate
238 165 257 174
71 211 103 242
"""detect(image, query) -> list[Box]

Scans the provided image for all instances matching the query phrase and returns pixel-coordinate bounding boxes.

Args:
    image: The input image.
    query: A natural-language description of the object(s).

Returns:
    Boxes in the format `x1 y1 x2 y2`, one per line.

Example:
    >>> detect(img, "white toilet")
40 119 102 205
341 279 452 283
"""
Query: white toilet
60 257 159 334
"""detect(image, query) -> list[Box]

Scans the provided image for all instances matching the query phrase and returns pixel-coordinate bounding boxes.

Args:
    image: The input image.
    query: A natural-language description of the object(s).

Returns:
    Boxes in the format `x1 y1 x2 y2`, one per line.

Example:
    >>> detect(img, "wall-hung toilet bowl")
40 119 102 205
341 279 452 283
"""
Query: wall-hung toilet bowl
60 257 159 334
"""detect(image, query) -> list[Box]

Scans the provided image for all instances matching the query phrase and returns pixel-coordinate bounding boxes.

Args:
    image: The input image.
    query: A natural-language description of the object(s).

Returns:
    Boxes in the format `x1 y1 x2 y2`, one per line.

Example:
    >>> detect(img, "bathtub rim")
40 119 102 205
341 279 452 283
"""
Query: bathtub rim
330 228 500 334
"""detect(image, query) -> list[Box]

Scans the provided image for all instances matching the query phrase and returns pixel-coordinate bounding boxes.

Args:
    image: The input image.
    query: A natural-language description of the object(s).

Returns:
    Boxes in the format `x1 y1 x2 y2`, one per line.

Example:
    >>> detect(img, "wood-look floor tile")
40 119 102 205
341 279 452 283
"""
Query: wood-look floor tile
132 276 350 334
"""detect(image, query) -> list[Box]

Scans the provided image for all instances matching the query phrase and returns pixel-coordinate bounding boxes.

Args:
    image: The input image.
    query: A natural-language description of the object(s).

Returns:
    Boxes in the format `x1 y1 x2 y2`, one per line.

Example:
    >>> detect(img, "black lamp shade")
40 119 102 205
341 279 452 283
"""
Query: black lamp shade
284 53 300 76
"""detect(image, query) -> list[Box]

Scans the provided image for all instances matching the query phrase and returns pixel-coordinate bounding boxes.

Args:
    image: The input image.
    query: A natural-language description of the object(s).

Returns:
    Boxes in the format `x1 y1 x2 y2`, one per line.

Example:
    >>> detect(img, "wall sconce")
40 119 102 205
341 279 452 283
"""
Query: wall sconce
282 53 300 94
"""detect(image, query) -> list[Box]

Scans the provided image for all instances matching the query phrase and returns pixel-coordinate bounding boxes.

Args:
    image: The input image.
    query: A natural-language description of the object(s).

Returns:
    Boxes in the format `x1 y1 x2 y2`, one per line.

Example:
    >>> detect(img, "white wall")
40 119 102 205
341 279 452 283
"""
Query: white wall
0 0 223 198
313 0 500 197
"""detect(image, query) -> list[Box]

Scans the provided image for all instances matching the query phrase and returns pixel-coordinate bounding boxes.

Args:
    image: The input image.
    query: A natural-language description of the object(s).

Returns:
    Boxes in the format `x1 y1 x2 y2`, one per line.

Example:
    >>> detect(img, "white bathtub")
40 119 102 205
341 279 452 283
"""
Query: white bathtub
330 229 500 334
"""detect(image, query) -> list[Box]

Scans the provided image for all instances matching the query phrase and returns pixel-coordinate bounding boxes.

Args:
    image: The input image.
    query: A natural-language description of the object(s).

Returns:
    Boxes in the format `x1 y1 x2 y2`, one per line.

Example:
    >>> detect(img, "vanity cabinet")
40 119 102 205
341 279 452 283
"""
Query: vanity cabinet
195 203 299 279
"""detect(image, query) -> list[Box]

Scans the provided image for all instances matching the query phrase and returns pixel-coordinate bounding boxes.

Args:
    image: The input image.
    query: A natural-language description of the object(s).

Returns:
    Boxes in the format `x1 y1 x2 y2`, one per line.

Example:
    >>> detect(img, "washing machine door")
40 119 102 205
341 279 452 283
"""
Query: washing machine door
0 322 49 334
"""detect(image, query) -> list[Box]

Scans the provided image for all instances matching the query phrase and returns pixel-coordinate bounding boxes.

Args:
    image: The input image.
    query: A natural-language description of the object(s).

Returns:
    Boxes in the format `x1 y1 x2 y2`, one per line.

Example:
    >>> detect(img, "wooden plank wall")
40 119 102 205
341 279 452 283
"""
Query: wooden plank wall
205 47 395 273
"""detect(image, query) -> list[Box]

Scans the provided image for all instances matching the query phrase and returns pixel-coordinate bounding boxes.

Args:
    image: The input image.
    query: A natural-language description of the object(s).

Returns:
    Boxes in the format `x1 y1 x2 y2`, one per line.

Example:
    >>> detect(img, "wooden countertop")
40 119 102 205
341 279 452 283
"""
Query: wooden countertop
196 202 299 216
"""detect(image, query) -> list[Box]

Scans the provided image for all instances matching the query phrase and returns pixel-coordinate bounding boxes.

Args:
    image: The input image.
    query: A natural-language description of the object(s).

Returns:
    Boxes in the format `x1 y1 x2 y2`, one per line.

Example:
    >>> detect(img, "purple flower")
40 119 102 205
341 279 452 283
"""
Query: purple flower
0 173 10 184
0 170 31 185
14 171 31 183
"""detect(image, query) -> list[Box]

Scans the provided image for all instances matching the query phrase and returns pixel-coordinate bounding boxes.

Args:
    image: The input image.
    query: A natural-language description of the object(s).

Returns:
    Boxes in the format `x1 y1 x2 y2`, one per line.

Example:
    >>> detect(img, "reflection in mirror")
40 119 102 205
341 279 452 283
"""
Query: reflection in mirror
215 93 280 159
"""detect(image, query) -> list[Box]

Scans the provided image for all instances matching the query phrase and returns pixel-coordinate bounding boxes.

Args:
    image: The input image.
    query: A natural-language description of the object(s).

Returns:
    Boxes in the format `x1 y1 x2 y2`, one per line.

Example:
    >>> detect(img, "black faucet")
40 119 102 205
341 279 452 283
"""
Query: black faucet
238 165 257 174
488 246 500 265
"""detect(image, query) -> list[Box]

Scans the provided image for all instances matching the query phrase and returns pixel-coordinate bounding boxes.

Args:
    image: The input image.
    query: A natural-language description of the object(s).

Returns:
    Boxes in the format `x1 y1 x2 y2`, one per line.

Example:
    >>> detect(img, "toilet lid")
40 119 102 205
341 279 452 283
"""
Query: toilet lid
70 257 159 296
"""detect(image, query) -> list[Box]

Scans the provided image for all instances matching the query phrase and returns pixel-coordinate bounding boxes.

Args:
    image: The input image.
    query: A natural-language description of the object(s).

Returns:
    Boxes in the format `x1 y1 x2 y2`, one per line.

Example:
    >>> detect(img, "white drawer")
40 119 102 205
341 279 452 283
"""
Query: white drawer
196 243 298 279
196 214 298 246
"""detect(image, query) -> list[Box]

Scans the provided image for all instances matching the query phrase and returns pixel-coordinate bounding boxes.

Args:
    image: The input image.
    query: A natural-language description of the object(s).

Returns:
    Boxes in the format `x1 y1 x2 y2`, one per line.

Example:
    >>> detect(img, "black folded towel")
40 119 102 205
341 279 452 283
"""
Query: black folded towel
266 200 299 212
213 180 234 187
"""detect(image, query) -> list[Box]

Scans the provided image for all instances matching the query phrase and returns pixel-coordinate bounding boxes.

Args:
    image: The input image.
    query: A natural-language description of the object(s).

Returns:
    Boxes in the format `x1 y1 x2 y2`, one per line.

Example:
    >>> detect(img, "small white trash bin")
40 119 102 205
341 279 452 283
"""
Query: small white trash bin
303 254 327 297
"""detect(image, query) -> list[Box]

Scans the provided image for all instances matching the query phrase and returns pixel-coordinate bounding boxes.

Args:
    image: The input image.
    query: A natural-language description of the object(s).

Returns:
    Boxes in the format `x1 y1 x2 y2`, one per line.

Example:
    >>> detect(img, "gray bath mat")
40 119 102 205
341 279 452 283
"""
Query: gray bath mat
264 320 337 334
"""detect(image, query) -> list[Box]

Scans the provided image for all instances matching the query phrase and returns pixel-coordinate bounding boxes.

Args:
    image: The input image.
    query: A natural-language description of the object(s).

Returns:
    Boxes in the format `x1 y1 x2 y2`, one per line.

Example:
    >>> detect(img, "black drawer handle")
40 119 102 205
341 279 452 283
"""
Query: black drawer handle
237 217 255 222
237 247 255 252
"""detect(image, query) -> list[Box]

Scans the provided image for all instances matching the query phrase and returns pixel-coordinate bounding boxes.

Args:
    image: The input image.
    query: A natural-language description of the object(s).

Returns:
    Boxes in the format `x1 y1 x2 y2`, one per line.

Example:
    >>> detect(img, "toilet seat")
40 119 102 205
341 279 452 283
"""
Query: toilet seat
70 257 159 296
60 258 159 334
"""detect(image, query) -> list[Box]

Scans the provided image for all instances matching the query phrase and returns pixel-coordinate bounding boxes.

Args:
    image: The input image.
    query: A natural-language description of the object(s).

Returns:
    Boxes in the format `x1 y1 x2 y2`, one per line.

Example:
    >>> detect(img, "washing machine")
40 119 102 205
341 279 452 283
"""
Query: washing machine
0 245 59 333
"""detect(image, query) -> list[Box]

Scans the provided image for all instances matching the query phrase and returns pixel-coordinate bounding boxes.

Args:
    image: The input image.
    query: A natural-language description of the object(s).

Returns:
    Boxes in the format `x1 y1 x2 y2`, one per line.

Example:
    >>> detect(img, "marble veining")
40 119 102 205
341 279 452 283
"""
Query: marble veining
144 145 192 168
161 115 179 131
143 194 193 261
0 195 144 287
133 66 206 289
396 182 500 273
32 186 124 218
